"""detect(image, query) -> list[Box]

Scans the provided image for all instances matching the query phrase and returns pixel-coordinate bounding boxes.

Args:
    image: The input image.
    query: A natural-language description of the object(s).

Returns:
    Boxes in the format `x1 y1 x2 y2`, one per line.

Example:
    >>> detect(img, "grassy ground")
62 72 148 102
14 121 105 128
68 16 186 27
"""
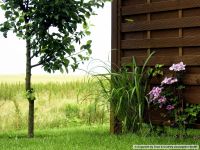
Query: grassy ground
0 125 200 150
0 75 199 150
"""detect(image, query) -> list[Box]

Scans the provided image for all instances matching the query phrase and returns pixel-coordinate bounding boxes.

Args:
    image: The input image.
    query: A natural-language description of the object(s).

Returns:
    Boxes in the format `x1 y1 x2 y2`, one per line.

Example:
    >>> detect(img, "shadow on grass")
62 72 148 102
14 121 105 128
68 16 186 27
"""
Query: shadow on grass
1 126 200 141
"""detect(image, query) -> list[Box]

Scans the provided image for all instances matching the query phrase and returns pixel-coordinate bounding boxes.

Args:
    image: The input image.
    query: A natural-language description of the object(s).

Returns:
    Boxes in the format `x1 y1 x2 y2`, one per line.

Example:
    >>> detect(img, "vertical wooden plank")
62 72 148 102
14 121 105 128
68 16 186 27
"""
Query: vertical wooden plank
147 0 151 55
111 0 122 134
117 0 122 66
178 9 184 112
178 10 183 56
110 0 118 134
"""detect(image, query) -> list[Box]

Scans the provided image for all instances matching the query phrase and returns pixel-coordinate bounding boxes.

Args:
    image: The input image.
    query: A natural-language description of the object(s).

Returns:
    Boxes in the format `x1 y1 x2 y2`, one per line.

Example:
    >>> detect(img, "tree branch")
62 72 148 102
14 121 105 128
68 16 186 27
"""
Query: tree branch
31 62 43 68
31 55 54 68
24 0 30 23
30 51 39 59
25 0 29 10
19 2 26 11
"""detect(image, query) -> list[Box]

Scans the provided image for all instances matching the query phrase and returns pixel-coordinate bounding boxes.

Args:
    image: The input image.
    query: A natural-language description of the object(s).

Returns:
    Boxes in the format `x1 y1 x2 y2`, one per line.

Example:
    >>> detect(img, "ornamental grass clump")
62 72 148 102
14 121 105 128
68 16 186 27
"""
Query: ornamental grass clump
97 52 163 133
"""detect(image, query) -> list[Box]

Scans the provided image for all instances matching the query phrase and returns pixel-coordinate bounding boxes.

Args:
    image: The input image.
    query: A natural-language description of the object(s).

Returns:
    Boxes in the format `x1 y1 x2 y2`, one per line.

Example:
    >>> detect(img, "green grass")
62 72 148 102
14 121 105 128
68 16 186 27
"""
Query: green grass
0 125 199 150
0 75 109 131
0 75 199 150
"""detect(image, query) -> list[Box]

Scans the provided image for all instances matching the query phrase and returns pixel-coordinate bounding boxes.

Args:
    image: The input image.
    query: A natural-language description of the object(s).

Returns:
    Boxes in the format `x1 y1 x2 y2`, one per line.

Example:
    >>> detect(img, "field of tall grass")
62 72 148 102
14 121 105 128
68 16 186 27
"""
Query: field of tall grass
0 75 109 131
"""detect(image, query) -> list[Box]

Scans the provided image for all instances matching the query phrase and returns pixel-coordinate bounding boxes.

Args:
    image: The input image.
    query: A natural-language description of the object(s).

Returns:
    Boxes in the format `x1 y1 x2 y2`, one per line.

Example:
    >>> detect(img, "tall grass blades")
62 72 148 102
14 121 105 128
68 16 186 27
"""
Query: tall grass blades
96 52 155 133
0 76 109 131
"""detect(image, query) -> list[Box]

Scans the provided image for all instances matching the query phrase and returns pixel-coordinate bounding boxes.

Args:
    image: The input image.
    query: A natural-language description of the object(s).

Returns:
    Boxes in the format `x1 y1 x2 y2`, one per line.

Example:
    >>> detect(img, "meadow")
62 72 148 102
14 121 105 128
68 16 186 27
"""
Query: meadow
0 75 200 150
0 75 109 131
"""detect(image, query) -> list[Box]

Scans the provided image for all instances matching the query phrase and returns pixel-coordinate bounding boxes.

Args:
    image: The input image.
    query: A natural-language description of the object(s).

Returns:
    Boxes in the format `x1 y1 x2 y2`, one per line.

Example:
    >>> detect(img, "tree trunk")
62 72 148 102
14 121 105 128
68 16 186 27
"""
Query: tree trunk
26 37 34 138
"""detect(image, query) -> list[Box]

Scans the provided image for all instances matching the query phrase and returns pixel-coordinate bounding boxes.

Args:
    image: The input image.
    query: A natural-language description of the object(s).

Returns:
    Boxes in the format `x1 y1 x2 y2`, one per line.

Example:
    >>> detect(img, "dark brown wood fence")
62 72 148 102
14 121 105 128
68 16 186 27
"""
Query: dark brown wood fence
111 0 200 133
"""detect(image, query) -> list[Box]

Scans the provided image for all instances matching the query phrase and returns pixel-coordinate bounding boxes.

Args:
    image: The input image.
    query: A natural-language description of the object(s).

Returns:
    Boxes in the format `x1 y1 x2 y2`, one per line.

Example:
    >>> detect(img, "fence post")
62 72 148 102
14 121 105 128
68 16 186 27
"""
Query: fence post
110 0 122 134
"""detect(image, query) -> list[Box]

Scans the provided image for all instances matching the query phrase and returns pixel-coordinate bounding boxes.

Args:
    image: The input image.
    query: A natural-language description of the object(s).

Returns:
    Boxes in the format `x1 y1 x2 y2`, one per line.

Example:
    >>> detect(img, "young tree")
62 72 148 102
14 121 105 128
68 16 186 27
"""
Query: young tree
0 0 108 138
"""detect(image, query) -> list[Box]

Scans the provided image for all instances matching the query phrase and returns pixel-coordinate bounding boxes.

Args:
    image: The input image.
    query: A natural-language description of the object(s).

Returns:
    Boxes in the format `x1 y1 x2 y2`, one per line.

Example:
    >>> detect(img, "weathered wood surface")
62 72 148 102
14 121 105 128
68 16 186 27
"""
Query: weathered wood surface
111 0 200 131
122 0 200 15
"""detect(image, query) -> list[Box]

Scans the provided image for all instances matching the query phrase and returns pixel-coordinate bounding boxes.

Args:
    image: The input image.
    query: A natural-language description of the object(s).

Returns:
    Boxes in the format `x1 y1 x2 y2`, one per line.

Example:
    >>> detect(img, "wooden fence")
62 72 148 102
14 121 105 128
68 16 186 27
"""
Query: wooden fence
111 0 200 133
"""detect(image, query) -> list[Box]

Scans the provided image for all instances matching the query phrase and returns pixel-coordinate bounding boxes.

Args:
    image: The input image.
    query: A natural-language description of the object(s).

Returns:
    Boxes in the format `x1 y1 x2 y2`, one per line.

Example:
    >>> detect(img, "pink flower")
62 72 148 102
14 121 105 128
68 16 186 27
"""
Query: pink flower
166 105 175 110
149 87 162 101
161 77 178 85
158 96 167 104
169 62 186 71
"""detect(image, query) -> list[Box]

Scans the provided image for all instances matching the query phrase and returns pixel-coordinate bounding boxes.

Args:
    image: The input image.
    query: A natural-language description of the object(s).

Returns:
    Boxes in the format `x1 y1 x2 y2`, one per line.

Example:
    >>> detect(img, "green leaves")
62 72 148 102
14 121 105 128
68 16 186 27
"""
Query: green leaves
5 10 12 18
0 0 109 73
81 40 92 55
0 3 6 10
0 21 12 38
26 88 36 101
175 104 200 126
147 64 164 78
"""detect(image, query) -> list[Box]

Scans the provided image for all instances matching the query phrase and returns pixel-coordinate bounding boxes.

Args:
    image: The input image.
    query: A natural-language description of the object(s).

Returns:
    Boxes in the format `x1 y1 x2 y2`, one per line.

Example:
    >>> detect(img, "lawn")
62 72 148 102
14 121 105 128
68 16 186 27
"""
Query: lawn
0 125 200 150
0 75 199 150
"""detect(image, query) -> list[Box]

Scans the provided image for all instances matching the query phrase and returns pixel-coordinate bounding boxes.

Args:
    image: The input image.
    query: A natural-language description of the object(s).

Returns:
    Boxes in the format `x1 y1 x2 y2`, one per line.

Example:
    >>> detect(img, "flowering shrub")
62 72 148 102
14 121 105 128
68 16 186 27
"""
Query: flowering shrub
149 62 200 133
149 62 186 112
161 77 178 86
169 62 186 71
